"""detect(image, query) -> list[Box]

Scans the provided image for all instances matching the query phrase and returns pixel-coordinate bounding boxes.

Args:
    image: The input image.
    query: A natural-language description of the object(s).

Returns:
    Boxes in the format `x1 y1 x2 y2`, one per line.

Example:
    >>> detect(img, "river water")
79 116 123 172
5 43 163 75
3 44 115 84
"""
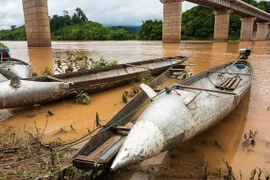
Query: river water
1 40 270 179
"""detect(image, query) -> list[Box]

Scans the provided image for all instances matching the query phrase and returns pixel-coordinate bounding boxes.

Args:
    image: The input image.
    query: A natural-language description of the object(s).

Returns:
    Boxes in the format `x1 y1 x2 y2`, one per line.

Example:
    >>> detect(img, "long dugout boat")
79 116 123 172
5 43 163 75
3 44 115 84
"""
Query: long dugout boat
110 49 253 170
0 55 188 108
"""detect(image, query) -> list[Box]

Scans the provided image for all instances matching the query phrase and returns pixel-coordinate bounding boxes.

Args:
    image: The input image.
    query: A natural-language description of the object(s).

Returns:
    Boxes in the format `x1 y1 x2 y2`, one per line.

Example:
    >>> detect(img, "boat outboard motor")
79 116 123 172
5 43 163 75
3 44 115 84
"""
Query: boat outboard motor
239 49 251 60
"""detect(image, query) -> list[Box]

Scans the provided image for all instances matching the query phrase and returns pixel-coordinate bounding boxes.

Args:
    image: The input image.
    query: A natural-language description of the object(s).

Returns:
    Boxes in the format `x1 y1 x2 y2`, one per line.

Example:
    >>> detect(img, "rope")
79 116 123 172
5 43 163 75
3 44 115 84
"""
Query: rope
0 88 166 167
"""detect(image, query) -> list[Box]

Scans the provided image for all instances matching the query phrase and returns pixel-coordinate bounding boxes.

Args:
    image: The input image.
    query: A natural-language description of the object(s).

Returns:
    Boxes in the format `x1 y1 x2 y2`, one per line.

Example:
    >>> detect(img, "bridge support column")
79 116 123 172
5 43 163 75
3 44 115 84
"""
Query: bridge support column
256 22 270 41
161 0 183 43
213 10 230 41
22 0 51 47
240 17 256 41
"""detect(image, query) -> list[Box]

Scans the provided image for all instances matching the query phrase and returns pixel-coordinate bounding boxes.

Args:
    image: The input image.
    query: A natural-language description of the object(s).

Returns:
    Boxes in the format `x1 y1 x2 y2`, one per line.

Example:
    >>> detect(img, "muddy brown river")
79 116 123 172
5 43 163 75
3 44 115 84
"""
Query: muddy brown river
1 40 270 179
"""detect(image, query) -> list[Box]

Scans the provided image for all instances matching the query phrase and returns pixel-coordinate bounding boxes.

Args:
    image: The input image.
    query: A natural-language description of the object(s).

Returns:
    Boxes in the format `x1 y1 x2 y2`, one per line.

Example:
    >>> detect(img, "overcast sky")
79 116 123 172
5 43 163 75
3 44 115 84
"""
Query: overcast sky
0 0 196 30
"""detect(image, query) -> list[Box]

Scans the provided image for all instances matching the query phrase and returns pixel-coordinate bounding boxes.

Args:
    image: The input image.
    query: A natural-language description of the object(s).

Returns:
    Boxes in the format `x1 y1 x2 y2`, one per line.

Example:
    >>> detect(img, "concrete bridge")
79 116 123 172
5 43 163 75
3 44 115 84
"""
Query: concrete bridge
161 0 270 42
22 0 270 46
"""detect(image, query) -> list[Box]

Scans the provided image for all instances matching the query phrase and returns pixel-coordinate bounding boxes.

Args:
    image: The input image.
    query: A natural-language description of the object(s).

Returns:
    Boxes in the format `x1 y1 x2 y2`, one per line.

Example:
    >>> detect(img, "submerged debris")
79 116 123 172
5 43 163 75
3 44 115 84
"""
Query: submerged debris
242 130 258 152
250 167 270 180
222 159 235 180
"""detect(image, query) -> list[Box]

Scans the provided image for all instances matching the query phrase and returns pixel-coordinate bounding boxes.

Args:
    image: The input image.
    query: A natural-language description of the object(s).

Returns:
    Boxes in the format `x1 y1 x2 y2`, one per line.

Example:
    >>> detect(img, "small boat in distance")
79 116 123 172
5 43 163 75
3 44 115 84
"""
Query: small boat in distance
110 49 253 171
0 55 188 108
0 48 32 81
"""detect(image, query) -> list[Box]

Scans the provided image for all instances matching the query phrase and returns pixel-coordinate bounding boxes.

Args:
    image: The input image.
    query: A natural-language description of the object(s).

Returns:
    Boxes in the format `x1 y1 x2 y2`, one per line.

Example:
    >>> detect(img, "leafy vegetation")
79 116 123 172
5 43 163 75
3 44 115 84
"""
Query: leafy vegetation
54 50 118 74
89 57 117 69
182 6 214 40
139 20 162 40
0 42 8 48
122 70 155 103
74 90 91 105
0 26 26 40
178 68 193 80
39 66 52 75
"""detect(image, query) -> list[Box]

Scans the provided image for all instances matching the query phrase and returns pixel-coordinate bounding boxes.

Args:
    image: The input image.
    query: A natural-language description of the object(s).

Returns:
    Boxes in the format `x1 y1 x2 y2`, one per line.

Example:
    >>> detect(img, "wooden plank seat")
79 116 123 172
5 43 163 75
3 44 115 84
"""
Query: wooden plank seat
215 76 241 90
75 135 126 167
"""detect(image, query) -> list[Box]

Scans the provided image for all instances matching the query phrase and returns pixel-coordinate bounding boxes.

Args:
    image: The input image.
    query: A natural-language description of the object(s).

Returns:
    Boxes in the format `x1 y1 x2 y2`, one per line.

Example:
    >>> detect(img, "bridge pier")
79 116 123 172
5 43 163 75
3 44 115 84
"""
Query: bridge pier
213 10 230 41
240 17 256 41
22 0 51 47
256 22 270 41
161 0 183 43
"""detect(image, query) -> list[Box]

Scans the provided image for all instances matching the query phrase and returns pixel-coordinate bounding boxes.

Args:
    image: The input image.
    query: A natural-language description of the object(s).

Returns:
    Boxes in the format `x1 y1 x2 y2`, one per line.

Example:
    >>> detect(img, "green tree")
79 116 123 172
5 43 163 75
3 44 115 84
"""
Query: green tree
72 8 88 24
182 6 214 40
139 20 162 40
229 14 241 40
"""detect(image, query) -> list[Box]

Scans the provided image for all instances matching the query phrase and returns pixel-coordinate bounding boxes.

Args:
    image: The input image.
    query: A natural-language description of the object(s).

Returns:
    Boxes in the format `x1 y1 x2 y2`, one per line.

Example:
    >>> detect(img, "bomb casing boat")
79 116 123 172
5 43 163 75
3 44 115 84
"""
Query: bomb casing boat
110 49 253 170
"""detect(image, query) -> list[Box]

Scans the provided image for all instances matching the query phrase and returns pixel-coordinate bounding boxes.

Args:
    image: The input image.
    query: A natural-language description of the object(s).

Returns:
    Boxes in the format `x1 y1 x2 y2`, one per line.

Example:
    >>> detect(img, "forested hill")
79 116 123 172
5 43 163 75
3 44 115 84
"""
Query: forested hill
0 0 269 41
0 8 139 41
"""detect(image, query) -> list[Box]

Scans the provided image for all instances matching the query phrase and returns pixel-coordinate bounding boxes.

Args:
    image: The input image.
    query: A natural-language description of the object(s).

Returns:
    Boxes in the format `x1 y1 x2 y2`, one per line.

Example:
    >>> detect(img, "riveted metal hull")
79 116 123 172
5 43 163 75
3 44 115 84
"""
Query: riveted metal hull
111 60 253 170
0 56 188 108
0 57 32 80
72 63 187 175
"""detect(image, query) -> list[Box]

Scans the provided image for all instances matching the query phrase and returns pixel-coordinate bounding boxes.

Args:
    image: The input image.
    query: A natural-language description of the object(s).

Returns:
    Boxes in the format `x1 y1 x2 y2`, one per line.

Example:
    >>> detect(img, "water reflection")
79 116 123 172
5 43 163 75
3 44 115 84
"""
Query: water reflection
162 43 181 57
28 47 53 75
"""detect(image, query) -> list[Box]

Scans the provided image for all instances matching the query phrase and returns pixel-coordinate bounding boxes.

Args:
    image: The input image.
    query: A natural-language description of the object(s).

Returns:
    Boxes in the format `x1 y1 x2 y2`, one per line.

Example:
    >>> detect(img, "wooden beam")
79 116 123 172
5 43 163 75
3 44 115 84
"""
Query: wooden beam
207 71 252 76
112 126 131 131
175 84 237 95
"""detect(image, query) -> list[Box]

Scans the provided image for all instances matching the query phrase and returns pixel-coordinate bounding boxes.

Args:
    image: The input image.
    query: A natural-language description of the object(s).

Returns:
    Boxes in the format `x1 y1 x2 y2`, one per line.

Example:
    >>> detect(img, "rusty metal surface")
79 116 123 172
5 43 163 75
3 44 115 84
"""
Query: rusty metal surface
110 60 253 171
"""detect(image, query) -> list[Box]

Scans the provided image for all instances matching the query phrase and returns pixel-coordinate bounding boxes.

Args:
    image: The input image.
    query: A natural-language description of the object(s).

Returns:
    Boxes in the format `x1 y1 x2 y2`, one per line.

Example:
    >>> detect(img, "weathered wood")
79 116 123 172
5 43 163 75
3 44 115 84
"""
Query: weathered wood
86 135 123 160
220 77 233 89
175 84 237 95
112 126 131 131
228 76 242 90
215 77 229 88
221 77 235 89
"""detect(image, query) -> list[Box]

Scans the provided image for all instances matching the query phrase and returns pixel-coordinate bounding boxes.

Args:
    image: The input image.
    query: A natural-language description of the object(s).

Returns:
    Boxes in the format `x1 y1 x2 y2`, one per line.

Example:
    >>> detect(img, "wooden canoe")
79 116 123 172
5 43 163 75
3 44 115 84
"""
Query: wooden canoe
72 63 187 175
110 49 253 170
0 55 188 108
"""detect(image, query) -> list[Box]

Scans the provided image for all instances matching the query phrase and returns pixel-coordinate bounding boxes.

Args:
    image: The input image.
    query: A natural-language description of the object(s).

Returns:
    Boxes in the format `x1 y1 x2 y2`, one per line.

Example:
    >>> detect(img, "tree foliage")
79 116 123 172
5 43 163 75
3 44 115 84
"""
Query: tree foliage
181 1 269 40
139 20 162 40
0 26 26 40
182 6 214 40
49 8 138 40
241 0 270 13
